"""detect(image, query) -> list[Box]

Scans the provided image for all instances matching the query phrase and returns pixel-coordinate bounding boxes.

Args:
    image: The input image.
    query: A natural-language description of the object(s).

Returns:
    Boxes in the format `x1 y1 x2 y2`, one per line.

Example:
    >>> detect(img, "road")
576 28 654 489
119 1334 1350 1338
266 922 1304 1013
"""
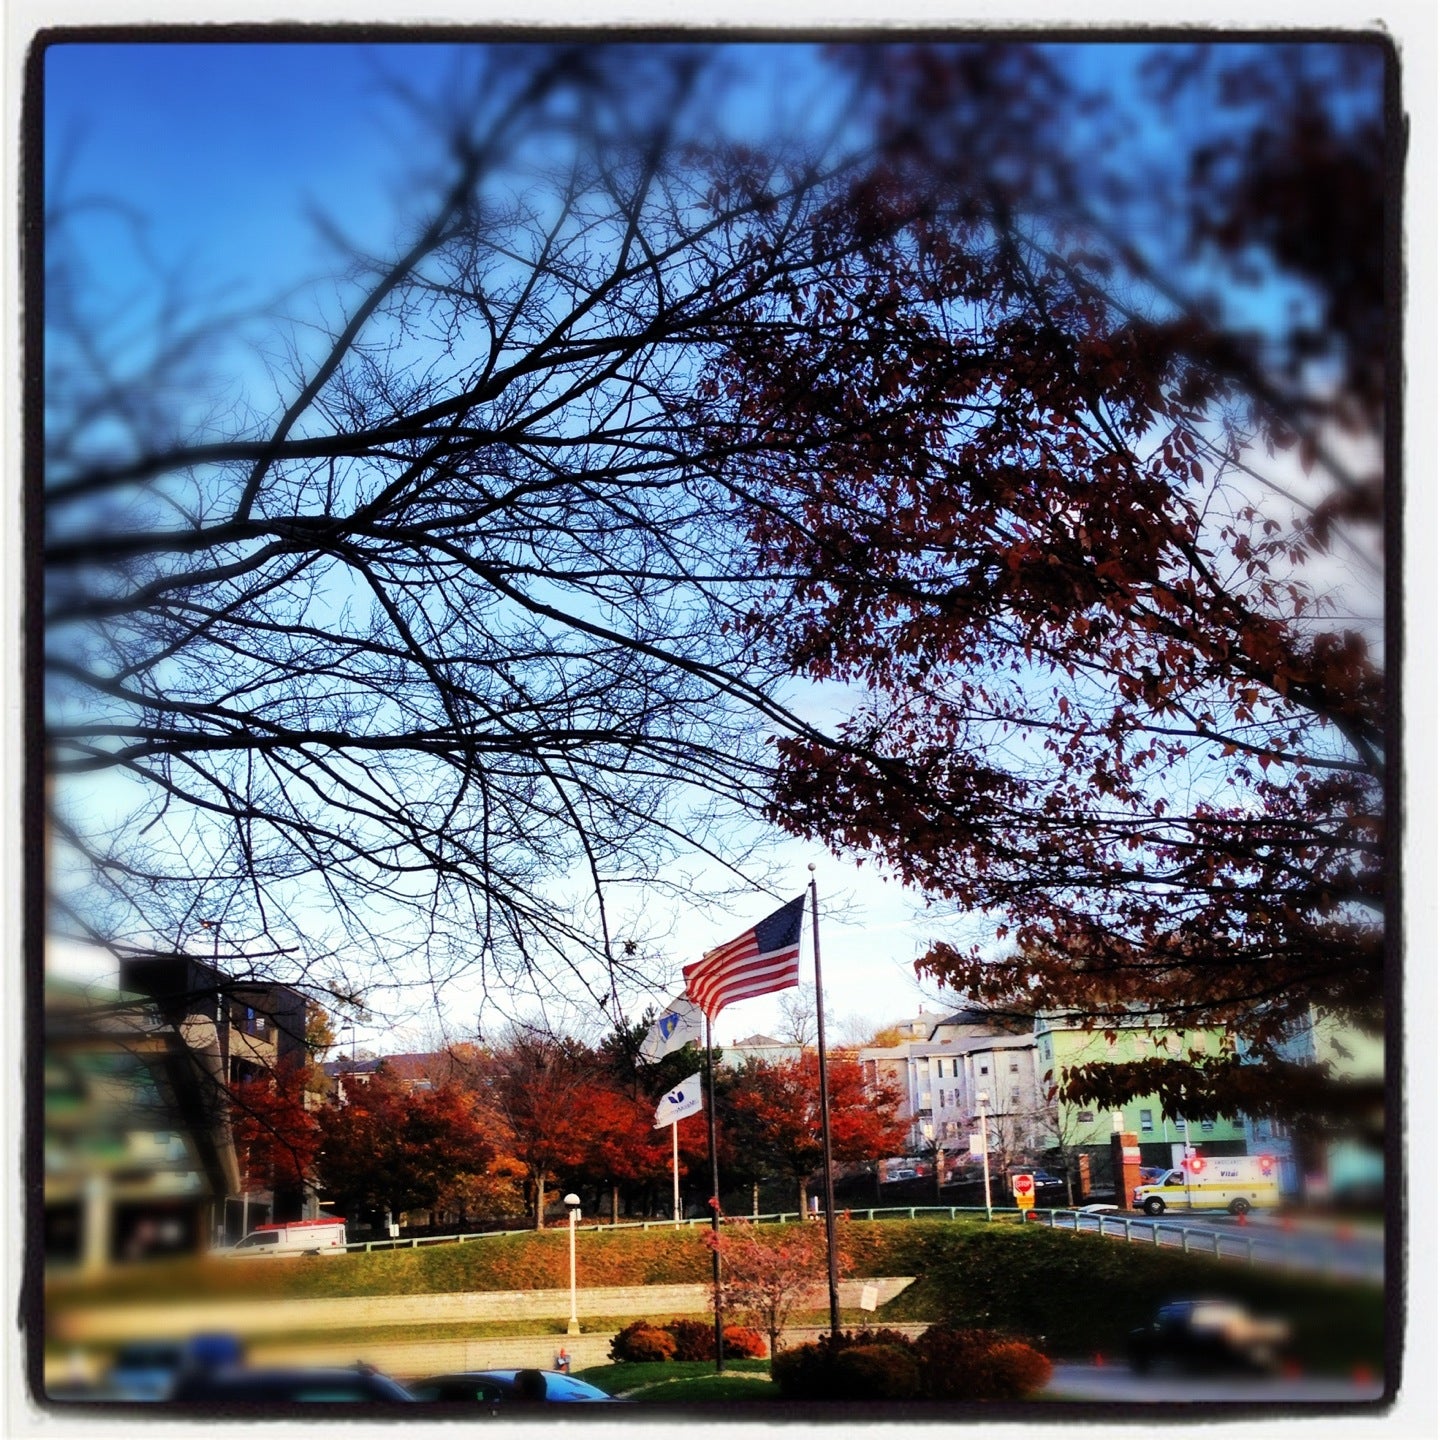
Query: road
1044 1360 1386 1404
1027 1209 1384 1283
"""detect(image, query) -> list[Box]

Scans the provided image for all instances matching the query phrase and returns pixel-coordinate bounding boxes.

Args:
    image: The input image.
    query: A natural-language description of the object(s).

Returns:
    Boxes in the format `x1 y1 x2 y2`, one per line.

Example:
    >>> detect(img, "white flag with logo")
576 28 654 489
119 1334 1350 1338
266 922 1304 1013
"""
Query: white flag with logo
653 1072 704 1128
639 994 704 1063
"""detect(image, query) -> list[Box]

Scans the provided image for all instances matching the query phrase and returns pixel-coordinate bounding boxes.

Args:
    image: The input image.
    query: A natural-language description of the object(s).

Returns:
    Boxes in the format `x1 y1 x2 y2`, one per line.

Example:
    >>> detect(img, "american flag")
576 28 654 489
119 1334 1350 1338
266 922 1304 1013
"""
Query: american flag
683 895 806 1019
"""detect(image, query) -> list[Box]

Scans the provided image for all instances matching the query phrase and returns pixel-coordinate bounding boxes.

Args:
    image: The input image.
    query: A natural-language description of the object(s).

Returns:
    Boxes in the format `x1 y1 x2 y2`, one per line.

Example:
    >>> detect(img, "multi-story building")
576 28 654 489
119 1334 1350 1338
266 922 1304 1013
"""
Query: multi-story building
117 954 313 1235
858 1005 1041 1159
43 975 239 1271
1033 1012 1250 1192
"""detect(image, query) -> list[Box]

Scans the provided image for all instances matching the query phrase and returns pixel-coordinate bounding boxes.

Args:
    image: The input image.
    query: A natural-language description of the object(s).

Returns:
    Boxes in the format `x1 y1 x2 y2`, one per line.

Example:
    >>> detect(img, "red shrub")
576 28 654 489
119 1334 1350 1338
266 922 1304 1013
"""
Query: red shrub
914 1325 1051 1401
722 1324 768 1359
831 1343 922 1400
608 1321 677 1363
664 1318 713 1361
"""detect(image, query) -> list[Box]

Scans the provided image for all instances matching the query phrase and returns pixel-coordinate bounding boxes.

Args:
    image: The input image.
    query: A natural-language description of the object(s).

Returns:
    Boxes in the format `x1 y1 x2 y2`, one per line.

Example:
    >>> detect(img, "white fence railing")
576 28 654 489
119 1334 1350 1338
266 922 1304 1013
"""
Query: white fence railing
342 1205 1381 1283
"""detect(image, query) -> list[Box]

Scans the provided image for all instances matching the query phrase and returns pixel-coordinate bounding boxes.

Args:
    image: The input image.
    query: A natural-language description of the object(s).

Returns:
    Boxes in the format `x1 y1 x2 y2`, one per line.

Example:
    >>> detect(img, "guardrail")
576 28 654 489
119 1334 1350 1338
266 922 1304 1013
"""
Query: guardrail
1022 1207 1383 1281
339 1205 1380 1283
343 1205 1020 1251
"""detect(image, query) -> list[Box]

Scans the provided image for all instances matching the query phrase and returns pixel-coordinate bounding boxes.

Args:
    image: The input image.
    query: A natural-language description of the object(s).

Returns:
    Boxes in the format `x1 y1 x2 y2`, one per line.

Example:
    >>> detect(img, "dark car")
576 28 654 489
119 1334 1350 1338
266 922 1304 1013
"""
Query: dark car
1127 1299 1291 1375
406 1368 622 1404
169 1364 415 1403
1026 1171 1067 1193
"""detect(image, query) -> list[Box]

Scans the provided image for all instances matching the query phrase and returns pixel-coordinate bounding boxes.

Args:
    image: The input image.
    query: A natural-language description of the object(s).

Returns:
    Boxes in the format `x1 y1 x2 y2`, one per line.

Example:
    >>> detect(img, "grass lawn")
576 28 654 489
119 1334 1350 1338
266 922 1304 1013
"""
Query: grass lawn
576 1358 775 1402
42 1216 1386 1377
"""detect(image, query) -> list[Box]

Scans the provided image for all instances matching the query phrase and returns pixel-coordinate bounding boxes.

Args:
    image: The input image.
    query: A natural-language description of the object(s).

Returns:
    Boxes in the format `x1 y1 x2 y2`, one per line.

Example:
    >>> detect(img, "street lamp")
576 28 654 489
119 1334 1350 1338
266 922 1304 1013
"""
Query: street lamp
976 1091 993 1222
564 1193 582 1336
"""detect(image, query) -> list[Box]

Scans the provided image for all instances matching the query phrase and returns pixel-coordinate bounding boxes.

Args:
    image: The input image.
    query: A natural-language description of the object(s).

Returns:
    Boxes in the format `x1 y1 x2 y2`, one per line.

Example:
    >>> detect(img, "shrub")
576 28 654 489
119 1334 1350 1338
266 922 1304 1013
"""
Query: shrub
608 1321 676 1363
664 1318 713 1361
914 1325 1050 1401
770 1340 830 1400
722 1324 767 1359
772 1329 923 1399
970 1340 1052 1399
830 1343 922 1401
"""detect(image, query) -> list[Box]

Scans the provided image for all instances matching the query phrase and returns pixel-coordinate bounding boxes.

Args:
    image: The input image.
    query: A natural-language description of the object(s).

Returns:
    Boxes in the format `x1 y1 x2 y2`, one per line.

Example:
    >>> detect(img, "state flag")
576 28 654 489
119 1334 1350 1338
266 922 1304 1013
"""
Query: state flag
653 1072 705 1127
638 993 705 1063
683 894 805 1019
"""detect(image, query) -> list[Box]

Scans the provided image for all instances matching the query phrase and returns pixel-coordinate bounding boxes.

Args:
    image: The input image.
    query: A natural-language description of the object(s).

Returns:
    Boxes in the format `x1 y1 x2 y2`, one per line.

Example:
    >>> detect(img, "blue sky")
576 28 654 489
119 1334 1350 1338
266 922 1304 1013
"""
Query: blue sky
39 36 1393 1049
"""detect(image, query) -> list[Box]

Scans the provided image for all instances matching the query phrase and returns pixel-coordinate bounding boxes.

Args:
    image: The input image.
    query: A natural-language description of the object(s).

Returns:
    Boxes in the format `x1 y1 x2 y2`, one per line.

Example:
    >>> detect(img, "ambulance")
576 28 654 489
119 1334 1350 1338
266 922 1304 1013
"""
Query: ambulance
221 1217 348 1257
1132 1154 1281 1216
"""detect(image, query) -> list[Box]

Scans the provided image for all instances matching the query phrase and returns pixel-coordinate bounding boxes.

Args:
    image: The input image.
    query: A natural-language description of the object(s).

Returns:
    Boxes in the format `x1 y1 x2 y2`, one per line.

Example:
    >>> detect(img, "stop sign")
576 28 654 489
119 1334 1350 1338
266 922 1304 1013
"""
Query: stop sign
1013 1173 1034 1196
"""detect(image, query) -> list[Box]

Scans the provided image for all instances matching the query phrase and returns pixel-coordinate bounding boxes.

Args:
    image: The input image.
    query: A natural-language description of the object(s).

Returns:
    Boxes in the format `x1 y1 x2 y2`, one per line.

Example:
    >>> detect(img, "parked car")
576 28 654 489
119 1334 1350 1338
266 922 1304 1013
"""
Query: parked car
406 1369 623 1404
103 1333 245 1401
169 1364 415 1403
103 1341 190 1401
1127 1298 1291 1375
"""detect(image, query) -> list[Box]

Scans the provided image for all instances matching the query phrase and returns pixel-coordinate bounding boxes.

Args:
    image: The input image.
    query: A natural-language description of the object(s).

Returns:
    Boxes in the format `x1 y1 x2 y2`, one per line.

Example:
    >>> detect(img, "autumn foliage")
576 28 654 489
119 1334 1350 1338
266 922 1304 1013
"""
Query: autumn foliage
707 42 1389 1117
723 1055 907 1215
227 1063 320 1194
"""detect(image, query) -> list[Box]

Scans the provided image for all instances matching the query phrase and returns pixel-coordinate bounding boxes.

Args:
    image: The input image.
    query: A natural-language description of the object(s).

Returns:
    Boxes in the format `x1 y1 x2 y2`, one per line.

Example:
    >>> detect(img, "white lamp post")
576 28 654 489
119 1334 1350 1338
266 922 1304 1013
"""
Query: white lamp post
564 1193 581 1336
976 1091 993 1222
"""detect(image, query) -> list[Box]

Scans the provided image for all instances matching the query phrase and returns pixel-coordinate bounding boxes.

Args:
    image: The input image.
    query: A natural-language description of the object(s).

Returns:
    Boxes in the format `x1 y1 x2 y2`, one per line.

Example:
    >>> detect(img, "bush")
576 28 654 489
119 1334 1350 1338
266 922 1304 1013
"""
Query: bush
830 1343 922 1401
664 1318 713 1361
914 1325 1050 1401
608 1321 677 1363
969 1340 1052 1399
771 1328 921 1400
770 1340 831 1400
722 1324 767 1359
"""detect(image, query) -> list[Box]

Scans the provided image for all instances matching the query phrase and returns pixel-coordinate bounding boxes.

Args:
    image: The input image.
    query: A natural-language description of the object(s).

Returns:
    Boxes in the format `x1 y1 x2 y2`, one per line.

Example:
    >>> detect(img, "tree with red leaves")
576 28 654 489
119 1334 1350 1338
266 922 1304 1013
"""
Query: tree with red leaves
707 41 1390 1126
726 1055 907 1216
705 1218 847 1361
314 1064 496 1227
480 1030 598 1230
228 1061 321 1208
575 1081 674 1223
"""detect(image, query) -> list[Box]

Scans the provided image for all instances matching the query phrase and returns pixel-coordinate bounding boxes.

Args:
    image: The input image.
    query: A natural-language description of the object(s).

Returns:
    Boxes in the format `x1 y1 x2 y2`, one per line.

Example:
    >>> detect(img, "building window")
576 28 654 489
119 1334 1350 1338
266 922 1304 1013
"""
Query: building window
1009 1061 1019 1073
1139 1109 1154 1132
1200 1120 1215 1133
1009 1089 1020 1105
979 1065 989 1076
1078 1110 1095 1123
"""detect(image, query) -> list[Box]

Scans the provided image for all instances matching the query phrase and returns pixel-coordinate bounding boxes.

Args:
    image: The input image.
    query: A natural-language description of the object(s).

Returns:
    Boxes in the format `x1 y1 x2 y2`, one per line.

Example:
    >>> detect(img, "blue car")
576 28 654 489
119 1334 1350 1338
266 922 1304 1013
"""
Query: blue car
406 1369 624 1404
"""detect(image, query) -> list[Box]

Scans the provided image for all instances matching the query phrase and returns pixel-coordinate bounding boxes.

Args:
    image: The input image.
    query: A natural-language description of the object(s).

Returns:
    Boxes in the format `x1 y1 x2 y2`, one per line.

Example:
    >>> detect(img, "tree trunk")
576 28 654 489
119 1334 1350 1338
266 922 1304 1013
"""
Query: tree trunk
798 1176 807 1219
533 1174 545 1231
611 1183 619 1226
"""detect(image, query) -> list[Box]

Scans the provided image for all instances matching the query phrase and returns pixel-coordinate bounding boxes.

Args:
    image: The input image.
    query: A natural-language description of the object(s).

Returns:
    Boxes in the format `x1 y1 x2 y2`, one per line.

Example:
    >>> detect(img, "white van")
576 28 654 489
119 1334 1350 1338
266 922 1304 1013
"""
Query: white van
1133 1156 1281 1216
222 1218 348 1257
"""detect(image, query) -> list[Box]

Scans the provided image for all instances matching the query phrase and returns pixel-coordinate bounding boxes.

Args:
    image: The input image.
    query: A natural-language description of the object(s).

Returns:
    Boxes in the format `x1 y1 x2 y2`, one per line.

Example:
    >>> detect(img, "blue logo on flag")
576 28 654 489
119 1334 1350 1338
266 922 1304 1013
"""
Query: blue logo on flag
659 1012 680 1040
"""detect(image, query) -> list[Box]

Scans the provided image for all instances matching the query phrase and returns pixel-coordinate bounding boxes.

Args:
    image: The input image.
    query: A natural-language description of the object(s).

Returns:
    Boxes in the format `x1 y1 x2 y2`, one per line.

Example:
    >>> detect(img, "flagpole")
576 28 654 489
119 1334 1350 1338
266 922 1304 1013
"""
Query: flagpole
704 1012 725 1373
672 1118 681 1228
808 865 842 1340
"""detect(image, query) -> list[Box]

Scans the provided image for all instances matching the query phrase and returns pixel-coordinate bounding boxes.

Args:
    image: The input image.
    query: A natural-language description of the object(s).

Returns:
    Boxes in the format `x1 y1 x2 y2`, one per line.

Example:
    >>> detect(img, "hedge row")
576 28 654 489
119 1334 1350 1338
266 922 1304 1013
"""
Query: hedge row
771 1326 1051 1402
610 1318 767 1363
